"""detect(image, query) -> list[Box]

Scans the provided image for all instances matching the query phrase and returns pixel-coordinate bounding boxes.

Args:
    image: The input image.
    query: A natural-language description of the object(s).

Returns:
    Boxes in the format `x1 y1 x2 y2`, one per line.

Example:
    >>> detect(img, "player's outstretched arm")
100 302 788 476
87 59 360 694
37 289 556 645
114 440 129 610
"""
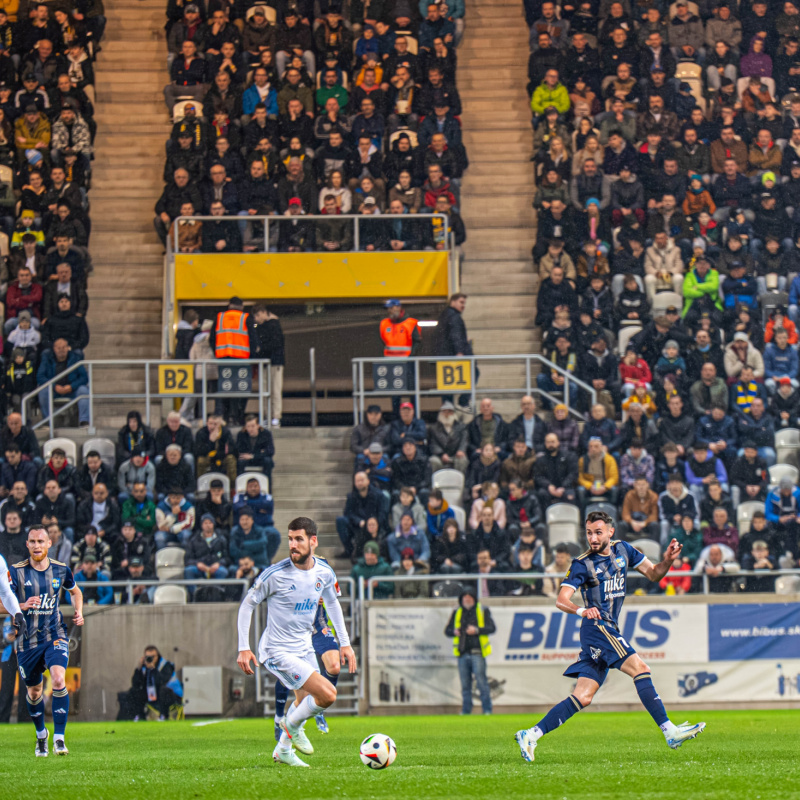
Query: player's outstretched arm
236 587 261 674
637 539 683 583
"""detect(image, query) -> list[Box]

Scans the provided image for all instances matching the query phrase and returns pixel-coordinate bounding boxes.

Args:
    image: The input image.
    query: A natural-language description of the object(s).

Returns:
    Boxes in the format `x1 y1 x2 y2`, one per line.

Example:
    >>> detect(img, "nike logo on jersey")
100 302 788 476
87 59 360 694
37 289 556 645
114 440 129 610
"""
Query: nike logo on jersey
603 573 626 599
293 598 317 613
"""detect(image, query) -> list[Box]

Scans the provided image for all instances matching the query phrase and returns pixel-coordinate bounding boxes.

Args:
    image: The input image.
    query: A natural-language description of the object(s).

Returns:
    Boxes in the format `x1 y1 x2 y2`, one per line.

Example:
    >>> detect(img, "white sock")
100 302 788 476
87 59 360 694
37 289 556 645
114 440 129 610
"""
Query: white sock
278 729 292 752
54 736 64 743
273 713 282 724
660 720 677 738
287 695 326 731
530 726 543 742
37 730 48 740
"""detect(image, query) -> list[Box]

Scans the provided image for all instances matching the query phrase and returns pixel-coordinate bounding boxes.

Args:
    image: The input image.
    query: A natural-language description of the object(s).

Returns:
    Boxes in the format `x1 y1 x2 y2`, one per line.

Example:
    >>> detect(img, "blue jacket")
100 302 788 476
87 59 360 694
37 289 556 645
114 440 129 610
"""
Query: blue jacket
419 16 456 49
418 113 462 148
420 0 464 17
36 348 88 392
684 451 727 486
389 417 428 454
0 459 37 495
695 414 737 451
789 274 800 308
229 524 269 568
765 486 800 524
74 570 113 605
764 343 799 381
736 411 776 449
387 525 431 567
426 502 455 537
232 491 275 527
242 84 278 116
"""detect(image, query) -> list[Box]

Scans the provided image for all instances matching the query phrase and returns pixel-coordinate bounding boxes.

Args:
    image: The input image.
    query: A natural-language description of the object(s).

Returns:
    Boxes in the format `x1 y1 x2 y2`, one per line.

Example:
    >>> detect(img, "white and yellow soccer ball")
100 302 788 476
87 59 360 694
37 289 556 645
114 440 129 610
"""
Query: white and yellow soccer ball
359 733 397 769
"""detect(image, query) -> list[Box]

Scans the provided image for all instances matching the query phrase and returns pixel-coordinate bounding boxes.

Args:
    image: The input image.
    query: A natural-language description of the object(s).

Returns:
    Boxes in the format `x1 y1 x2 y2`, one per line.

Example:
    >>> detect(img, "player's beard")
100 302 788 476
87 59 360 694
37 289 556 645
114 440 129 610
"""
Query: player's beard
30 549 49 563
290 549 310 565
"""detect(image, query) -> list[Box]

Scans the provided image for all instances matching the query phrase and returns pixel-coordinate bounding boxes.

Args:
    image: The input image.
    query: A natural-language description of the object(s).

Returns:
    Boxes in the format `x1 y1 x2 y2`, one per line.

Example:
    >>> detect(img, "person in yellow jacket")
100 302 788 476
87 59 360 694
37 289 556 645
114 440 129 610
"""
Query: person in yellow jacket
530 69 571 121
577 436 619 509
444 588 496 715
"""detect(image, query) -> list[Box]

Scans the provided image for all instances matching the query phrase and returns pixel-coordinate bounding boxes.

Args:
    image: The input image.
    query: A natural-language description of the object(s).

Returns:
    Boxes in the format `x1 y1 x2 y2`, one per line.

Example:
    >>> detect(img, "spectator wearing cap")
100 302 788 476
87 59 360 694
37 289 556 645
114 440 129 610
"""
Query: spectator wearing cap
15 74 49 114
167 3 203 68
350 540 393 598
782 137 800 184
184 513 231 587
357 442 393 492
428 401 468 474
7 311 41 355
769 376 800 431
685 441 729 507
229 506 269 570
194 477 232 533
120 482 158 539
724 332 765 382
112 519 152 580
50 102 91 171
682 258 723 325
389 400 428 457
155 487 196 549
696 401 737 469
350 404 389 460
155 444 195 501
118 450 156 502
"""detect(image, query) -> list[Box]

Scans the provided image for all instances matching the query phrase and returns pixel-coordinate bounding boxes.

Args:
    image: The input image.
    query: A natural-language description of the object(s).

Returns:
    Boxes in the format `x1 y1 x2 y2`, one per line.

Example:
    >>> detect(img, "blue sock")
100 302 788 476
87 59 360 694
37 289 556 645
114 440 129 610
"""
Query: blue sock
535 694 584 736
324 669 339 689
634 673 669 728
52 688 69 738
274 680 288 719
26 693 47 736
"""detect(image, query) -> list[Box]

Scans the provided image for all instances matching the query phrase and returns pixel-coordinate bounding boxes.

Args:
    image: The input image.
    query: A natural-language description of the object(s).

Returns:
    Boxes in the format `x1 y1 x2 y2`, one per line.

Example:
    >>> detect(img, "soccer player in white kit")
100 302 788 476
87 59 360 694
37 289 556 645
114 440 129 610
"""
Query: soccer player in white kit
237 516 357 767
0 553 27 638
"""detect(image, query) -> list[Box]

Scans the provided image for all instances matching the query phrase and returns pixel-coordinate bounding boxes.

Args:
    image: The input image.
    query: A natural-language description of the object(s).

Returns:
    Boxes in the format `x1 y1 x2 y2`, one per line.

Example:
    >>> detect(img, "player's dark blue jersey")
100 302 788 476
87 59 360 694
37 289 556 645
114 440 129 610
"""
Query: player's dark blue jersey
8 559 75 653
561 541 646 629
311 600 333 636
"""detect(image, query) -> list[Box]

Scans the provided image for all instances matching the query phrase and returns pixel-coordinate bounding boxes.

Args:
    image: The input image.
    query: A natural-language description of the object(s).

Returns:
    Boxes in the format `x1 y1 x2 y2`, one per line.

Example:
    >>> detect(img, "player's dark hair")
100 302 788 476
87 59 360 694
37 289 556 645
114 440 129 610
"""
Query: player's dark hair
586 510 614 527
288 516 318 538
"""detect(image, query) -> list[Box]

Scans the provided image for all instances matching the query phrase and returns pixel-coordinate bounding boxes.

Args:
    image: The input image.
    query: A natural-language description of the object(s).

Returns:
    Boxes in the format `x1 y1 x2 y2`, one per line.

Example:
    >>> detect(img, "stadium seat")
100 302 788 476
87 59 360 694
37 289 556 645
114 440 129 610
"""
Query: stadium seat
546 503 581 525
775 575 800 594
433 469 465 509
388 129 419 149
651 292 683 316
235 472 270 495
452 505 466 532
82 437 116 470
736 76 776 103
431 580 464 597
0 232 8 258
736 501 765 536
44 437 78 466
245 4 276 22
630 538 660 563
775 429 800 465
153 585 188 605
616 325 642 357
585 502 617 525
156 546 185 581
768 464 799 489
172 99 204 123
548 522 583 547
196 472 230 498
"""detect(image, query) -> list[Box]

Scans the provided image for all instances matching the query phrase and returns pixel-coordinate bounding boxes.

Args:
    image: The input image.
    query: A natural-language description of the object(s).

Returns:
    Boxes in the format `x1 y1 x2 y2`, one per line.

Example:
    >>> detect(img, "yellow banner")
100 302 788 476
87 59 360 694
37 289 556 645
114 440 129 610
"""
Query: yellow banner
174 252 450 301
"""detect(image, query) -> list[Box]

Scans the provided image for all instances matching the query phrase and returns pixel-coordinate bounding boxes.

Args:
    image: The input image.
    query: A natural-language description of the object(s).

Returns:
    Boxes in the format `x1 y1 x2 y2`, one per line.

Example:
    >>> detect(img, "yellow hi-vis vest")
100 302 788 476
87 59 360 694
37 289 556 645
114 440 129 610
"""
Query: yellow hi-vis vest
453 604 492 657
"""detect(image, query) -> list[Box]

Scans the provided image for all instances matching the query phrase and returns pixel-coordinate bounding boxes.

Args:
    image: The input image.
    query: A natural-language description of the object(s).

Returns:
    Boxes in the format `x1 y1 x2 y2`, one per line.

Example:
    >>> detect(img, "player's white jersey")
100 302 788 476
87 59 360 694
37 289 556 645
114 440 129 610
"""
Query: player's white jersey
239 557 348 660
0 553 22 616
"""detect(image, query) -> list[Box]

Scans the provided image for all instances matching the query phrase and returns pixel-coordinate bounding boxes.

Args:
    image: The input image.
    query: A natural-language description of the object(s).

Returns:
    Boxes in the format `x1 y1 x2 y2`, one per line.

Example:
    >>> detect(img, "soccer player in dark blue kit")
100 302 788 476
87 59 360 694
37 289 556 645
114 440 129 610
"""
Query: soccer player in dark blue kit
515 511 706 762
273 597 341 746
8 526 84 757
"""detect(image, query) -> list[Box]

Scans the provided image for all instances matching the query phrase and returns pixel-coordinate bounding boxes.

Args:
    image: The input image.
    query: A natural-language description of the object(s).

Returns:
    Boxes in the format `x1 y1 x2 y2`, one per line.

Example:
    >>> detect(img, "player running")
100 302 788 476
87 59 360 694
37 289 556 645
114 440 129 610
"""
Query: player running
273 596 340 741
7 526 84 757
237 516 356 768
515 510 705 762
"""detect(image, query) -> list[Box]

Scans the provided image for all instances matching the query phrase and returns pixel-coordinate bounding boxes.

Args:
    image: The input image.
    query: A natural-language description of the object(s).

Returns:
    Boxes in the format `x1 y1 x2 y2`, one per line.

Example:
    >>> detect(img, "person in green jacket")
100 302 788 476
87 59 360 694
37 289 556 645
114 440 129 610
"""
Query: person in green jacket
669 514 704 566
121 481 158 537
351 541 394 598
530 69 570 120
682 257 723 322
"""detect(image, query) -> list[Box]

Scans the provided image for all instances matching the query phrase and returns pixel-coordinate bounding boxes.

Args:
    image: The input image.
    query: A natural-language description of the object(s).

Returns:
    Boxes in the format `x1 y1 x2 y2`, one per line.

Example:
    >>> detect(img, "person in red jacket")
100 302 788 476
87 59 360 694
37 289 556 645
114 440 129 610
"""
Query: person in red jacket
619 347 653 397
4 266 42 335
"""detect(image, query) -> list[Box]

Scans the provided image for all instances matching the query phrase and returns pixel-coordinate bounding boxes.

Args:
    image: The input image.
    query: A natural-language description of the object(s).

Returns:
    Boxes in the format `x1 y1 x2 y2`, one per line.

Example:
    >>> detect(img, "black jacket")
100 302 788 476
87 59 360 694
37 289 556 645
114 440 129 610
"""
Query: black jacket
155 459 196 496
341 485 387 530
194 426 237 461
76 462 118 501
506 491 542 529
184 530 230 568
252 317 285 366
0 425 41 461
390 452 432 494
435 305 471 356
534 448 578 491
111 534 152 578
194 495 232 532
33 494 75 529
467 414 509 456
154 424 195 458
76 496 121 539
506 413 547 454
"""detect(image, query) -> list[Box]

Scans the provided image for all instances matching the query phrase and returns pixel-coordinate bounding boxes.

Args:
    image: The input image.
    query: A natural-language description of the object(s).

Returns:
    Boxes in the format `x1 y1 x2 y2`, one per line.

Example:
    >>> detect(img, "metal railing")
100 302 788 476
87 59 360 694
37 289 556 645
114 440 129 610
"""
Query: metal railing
71 578 249 604
351 354 596 423
360 569 800 599
22 358 272 436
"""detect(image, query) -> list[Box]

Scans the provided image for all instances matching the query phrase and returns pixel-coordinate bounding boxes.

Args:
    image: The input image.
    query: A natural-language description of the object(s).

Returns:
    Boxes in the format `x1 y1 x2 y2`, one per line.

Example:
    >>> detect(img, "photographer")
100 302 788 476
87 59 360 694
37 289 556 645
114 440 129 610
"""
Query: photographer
117 645 183 721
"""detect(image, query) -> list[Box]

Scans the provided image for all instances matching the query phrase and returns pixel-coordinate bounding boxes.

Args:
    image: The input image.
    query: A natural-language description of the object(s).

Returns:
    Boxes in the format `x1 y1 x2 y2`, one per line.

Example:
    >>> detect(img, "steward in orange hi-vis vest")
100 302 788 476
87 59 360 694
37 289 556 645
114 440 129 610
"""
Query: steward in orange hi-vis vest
215 308 251 358
380 299 421 358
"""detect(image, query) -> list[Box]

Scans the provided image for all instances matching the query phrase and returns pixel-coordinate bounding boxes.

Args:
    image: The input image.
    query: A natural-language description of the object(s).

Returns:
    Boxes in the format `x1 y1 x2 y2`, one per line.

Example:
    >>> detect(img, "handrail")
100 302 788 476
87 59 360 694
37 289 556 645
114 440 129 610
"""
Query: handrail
72 577 249 604
363 569 800 599
351 354 596 423
22 357 272 436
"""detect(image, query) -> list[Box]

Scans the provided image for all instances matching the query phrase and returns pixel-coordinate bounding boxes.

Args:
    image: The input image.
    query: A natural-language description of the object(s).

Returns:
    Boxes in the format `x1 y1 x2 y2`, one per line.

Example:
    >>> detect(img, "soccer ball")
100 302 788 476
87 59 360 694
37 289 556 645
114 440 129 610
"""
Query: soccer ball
359 733 397 769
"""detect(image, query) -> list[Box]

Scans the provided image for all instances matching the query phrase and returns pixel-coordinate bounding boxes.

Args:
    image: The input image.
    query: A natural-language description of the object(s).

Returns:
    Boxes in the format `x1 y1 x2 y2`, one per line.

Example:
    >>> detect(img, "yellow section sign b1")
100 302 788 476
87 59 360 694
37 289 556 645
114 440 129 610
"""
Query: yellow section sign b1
158 365 194 395
436 360 472 392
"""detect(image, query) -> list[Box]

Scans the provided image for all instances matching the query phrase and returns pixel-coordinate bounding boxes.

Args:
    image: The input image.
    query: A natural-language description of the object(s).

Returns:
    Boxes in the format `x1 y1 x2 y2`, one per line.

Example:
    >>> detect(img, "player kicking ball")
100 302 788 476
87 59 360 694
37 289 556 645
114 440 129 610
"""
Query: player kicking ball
6 527 84 757
515 510 705 762
273 595 340 743
237 517 356 767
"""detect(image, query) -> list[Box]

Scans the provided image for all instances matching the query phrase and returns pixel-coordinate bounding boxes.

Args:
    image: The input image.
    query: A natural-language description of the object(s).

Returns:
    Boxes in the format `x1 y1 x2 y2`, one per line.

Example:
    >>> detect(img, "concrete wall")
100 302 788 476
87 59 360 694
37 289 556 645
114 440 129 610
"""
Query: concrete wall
77 604 259 722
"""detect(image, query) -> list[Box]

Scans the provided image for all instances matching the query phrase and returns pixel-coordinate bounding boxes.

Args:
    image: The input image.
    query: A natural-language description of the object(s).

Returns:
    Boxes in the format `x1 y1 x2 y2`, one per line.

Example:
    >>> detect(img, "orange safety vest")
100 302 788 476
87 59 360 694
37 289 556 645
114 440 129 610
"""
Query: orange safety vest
380 316 418 358
215 309 250 359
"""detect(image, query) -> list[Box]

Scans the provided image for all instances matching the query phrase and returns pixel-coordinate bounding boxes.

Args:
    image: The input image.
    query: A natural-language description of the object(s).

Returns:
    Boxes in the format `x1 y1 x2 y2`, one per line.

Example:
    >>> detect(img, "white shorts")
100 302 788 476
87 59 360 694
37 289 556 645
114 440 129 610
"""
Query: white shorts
263 650 319 692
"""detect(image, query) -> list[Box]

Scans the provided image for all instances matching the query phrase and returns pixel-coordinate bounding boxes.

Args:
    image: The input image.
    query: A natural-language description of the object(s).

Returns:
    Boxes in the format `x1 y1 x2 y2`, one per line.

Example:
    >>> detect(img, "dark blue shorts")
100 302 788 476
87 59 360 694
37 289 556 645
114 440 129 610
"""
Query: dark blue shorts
17 639 70 687
312 628 339 656
563 620 636 687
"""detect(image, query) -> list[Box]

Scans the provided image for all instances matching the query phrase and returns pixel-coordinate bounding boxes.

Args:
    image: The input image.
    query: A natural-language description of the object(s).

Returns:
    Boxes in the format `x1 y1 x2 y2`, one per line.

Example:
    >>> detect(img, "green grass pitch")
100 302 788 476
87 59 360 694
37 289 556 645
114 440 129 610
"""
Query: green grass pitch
2 711 799 800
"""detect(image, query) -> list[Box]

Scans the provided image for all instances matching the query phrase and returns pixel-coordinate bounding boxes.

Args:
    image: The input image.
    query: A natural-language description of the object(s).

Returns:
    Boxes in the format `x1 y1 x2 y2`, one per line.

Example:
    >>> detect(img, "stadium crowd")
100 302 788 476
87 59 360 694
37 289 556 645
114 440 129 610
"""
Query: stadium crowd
155 0 468 253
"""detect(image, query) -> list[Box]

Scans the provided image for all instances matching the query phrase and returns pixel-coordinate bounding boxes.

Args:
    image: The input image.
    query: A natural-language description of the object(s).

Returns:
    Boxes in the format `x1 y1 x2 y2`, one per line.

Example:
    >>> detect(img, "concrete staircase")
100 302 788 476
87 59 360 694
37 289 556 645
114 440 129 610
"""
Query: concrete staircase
270 426 354 564
87 0 169 362
457 0 540 416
